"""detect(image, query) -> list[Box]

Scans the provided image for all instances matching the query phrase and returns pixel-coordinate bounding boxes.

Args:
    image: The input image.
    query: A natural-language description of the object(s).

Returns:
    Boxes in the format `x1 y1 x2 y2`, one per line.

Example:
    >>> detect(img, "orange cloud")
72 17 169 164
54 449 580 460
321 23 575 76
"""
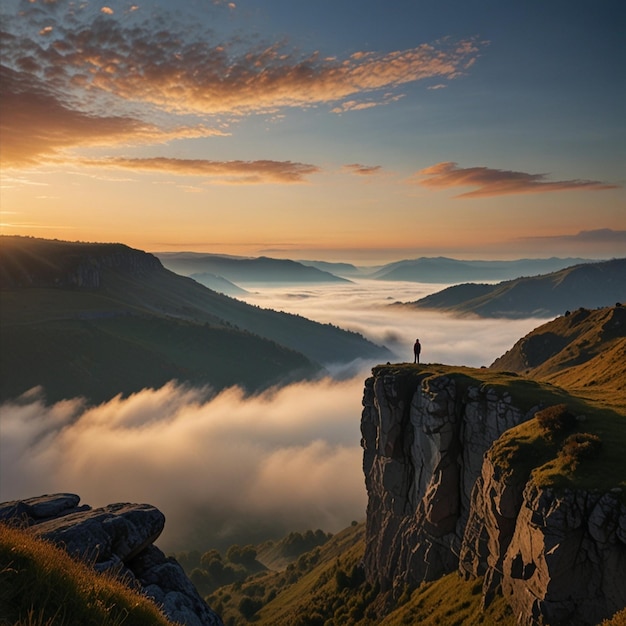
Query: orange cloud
0 67 227 167
2 8 484 117
80 157 320 183
342 164 382 176
85 39 482 115
411 162 619 197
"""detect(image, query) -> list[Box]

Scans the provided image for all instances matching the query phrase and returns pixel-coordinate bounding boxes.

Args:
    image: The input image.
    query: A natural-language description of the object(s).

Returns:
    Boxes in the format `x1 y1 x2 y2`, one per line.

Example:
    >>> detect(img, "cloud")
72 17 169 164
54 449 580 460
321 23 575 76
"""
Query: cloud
80 156 320 183
0 378 367 551
342 163 382 176
331 93 405 114
411 161 619 197
0 66 226 167
0 4 484 169
1 6 484 119
524 228 626 243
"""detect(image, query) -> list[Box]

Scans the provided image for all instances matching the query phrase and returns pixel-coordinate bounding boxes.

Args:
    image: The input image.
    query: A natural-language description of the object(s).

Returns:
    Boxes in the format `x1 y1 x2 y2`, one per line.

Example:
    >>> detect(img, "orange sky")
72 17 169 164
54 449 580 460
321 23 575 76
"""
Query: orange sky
1 1 624 262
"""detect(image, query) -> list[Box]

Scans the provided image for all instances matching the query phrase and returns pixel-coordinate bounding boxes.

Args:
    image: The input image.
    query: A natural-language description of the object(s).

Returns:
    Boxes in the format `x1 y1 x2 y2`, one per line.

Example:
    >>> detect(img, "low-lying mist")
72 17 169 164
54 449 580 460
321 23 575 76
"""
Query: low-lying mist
1 377 366 552
0 279 550 552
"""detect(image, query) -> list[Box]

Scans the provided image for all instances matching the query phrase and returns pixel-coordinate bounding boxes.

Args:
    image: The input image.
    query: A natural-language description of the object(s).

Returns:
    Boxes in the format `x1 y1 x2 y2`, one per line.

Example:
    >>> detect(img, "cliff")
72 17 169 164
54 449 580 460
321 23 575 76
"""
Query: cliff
361 364 626 625
0 237 162 290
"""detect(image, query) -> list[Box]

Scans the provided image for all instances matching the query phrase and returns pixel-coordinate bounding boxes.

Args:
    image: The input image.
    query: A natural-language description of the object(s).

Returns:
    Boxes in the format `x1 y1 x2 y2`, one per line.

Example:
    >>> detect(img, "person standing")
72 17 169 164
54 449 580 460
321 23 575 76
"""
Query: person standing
413 338 421 364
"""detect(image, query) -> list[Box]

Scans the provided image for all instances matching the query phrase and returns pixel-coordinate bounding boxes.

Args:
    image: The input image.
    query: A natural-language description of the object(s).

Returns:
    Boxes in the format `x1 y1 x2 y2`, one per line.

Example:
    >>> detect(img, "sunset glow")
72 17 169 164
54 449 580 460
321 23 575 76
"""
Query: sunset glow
1 0 624 261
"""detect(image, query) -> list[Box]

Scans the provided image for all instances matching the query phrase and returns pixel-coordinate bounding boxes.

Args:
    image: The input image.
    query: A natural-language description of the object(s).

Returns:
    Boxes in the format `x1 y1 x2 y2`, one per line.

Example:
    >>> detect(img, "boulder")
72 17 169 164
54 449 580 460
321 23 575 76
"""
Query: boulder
0 494 223 626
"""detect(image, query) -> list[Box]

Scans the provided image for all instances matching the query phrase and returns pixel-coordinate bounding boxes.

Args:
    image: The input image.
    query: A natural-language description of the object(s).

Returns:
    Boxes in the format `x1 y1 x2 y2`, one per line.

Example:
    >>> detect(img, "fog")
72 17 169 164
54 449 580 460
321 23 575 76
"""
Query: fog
237 279 546 367
0 280 550 552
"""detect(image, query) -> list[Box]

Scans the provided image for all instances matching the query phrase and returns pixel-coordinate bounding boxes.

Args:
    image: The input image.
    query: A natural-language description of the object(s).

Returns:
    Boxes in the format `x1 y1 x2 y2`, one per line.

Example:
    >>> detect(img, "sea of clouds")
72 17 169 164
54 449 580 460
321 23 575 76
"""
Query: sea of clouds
0 280 549 552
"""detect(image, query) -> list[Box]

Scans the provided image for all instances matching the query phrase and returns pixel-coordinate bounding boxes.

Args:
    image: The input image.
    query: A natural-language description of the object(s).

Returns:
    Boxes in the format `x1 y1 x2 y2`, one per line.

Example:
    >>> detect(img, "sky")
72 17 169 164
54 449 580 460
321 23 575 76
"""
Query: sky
0 279 548 550
1 0 625 262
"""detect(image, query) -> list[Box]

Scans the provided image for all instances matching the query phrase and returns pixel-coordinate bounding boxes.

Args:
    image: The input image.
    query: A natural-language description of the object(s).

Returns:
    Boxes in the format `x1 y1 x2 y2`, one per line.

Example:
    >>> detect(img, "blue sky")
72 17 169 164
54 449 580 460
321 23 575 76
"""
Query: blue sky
1 0 624 261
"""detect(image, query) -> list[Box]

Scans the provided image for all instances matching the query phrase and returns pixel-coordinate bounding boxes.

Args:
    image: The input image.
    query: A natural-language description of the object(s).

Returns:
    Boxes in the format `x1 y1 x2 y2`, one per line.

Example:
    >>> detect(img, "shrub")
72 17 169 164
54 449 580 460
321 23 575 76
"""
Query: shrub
559 432 602 466
535 404 577 436
238 595 262 619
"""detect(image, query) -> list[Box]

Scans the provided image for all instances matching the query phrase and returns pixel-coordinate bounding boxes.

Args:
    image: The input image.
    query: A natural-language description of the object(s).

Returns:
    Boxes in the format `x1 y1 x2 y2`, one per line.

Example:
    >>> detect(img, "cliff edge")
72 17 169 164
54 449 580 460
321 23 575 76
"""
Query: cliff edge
361 364 626 625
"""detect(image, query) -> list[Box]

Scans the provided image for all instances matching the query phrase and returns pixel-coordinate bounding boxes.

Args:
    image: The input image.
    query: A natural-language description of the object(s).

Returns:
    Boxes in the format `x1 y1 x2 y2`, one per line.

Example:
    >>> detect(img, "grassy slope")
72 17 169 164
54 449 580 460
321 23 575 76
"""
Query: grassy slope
491 305 626 411
0 523 176 626
407 258 626 318
206 522 517 626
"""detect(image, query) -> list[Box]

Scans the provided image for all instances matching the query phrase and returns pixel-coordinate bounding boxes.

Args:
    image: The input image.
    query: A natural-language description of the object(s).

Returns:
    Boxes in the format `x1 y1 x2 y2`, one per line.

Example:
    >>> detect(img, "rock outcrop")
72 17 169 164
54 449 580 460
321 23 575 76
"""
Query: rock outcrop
361 366 626 625
0 494 223 626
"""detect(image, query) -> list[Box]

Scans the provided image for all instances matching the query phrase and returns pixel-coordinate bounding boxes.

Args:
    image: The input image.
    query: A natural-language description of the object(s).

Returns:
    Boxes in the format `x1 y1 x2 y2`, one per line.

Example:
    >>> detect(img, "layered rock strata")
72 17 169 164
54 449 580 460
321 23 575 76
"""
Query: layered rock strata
361 366 626 625
0 493 223 626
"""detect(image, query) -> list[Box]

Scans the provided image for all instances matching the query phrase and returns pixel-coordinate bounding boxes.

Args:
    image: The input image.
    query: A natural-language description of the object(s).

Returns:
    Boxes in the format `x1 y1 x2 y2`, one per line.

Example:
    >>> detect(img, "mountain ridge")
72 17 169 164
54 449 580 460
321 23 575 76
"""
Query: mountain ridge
403 257 626 318
156 251 351 284
370 255 594 283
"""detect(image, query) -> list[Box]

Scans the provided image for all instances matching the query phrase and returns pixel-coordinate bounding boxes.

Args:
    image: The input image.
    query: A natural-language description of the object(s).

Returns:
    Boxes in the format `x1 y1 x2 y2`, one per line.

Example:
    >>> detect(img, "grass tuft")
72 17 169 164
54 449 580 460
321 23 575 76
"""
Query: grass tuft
0 523 177 626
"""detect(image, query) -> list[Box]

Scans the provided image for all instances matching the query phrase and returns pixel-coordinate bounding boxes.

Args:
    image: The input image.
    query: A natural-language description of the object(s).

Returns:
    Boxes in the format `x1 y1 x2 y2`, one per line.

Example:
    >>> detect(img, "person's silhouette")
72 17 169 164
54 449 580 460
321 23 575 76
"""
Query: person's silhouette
413 338 421 364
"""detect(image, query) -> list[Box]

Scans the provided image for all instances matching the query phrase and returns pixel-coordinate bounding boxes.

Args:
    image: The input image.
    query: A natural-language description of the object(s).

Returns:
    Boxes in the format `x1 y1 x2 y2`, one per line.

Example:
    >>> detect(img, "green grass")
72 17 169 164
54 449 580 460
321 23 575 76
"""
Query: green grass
204 524 521 626
490 402 626 496
379 573 515 626
0 523 176 626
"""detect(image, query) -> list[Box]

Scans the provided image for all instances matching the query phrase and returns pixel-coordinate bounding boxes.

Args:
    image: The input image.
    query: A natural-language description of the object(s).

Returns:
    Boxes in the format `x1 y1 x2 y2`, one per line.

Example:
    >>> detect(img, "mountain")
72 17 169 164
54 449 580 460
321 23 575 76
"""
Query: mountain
403 257 626 318
370 256 592 283
0 236 389 403
297 260 364 277
490 305 626 411
188 272 249 296
156 252 350 284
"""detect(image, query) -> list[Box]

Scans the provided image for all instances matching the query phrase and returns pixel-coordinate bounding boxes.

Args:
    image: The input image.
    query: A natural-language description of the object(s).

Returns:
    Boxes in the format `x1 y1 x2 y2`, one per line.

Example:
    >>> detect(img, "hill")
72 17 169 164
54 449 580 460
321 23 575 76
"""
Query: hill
156 252 351 284
189 272 249 296
403 258 626 318
0 236 389 403
298 259 364 277
370 256 591 283
490 305 626 411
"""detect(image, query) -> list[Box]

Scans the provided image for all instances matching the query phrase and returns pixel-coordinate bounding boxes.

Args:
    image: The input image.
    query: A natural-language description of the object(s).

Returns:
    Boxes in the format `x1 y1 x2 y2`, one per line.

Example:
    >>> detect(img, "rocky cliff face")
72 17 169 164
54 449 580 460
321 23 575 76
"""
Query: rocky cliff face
0 238 163 289
361 366 626 625
0 494 224 626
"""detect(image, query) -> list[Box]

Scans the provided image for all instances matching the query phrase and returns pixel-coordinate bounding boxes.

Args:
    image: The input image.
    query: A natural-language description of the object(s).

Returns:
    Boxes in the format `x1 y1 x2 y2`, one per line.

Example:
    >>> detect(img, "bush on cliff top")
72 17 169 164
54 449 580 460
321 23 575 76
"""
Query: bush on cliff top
0 523 175 626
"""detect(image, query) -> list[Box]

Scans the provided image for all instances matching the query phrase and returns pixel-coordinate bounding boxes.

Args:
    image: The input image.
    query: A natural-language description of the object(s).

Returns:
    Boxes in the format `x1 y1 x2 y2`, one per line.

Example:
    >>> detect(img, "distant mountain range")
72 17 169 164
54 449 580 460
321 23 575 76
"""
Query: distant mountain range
156 252 351 284
158 253 601 286
402 258 626 318
370 256 594 283
0 237 389 403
